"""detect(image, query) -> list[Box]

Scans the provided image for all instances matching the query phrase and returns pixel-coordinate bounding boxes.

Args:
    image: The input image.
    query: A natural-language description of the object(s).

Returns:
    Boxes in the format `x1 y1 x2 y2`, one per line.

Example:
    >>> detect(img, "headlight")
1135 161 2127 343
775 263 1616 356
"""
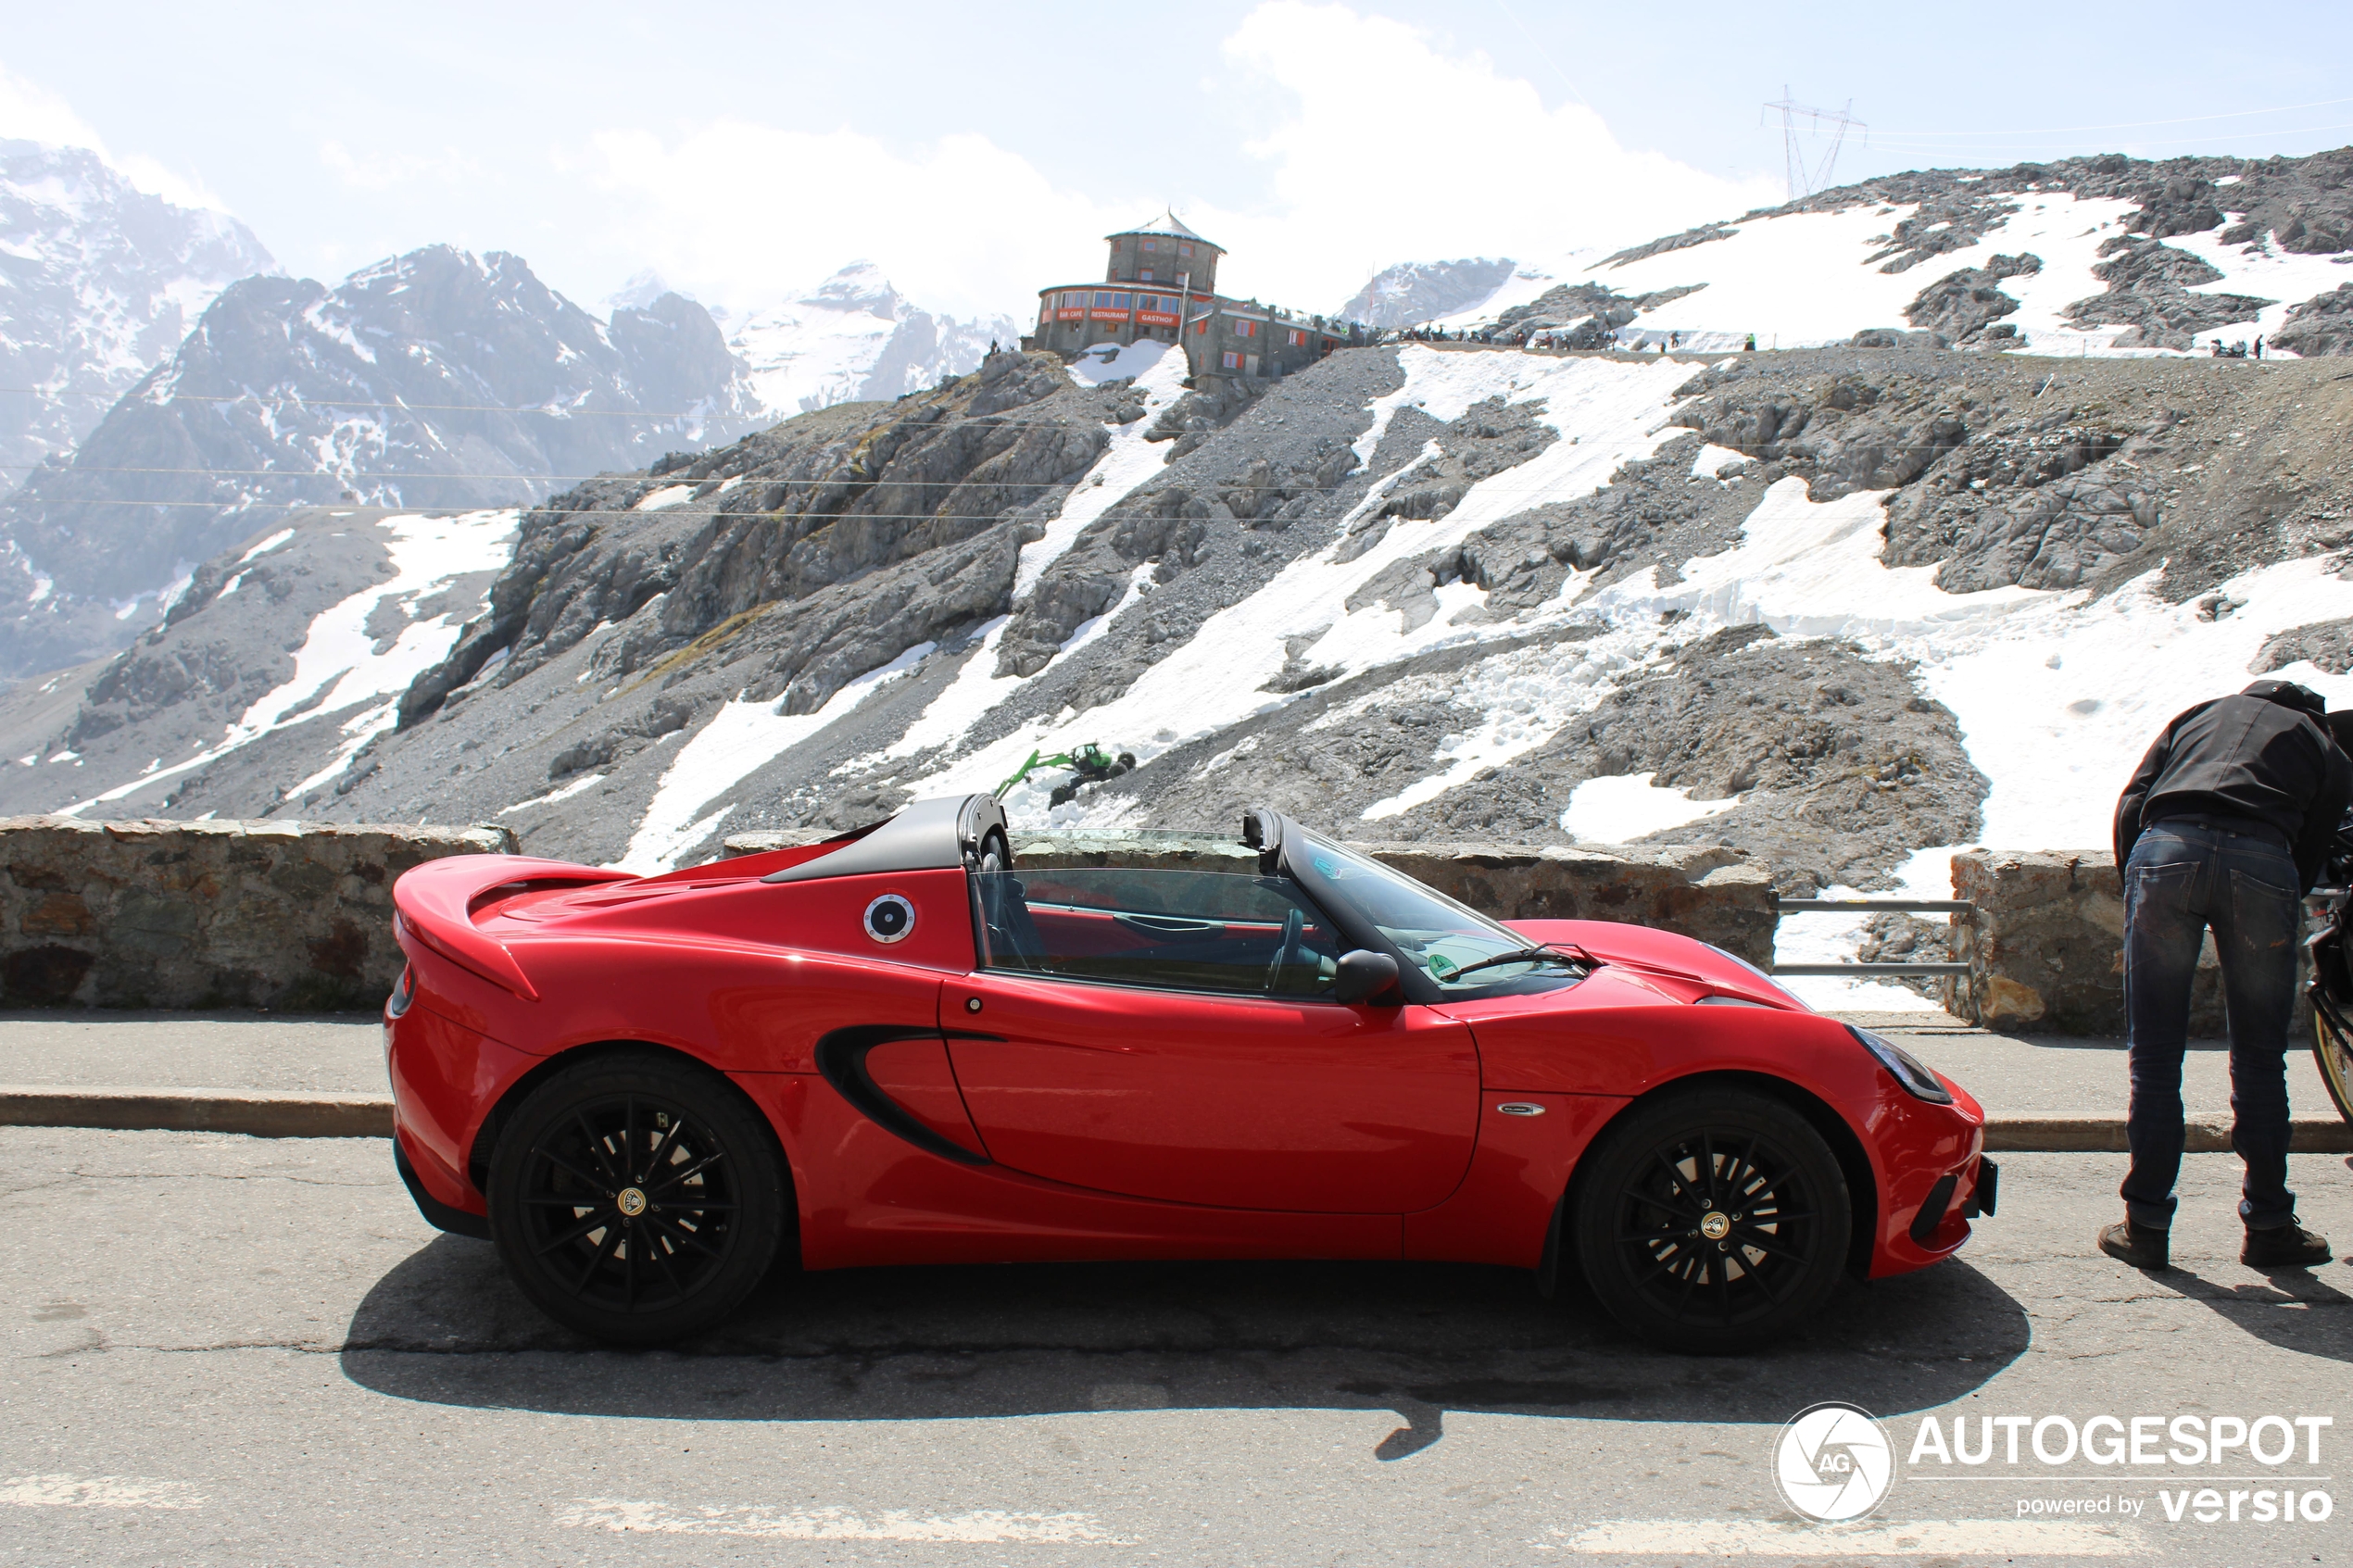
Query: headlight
1849 1024 1953 1104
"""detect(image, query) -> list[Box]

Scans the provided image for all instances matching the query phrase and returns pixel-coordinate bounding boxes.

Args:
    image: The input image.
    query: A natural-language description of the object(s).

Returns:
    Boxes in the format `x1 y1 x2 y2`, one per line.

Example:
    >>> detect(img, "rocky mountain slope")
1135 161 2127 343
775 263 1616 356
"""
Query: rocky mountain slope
7 147 2353 1005
9 331 2349 928
0 139 274 474
725 263 1021 415
1353 147 2353 356
0 245 763 678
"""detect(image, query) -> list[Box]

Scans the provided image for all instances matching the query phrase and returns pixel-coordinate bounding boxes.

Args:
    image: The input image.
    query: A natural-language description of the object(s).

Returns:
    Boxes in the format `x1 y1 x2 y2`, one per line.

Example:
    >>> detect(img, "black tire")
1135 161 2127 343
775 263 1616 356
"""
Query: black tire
487 1050 786 1344
1570 1086 1852 1354
2316 1007 2353 1125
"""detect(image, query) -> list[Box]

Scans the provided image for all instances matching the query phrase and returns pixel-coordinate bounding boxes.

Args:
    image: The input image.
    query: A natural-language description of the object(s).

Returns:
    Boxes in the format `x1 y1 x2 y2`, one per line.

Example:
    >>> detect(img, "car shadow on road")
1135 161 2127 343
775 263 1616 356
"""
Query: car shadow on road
339 1238 2029 1459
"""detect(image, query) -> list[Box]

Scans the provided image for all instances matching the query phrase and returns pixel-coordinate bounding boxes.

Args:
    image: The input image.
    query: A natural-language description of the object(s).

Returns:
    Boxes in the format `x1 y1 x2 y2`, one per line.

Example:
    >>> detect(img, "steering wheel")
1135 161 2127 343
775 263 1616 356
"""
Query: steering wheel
1265 907 1305 994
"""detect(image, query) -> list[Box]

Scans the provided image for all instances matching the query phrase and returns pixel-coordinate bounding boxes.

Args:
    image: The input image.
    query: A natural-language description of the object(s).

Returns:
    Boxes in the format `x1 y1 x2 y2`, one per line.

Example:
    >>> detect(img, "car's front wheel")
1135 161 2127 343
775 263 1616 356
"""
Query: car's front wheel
487 1050 786 1344
1571 1086 1852 1353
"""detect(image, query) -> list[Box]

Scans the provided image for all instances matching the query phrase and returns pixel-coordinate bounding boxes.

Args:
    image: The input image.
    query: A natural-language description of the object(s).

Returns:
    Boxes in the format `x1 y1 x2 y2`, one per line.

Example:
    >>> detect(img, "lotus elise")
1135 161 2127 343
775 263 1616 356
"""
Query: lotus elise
385 796 1993 1351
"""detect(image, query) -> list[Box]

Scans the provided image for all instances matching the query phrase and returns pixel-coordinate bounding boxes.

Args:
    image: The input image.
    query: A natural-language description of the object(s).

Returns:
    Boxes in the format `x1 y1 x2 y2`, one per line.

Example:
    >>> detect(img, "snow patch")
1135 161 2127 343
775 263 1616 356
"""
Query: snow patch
1559 771 1741 842
633 484 695 512
1013 341 1189 596
615 643 935 874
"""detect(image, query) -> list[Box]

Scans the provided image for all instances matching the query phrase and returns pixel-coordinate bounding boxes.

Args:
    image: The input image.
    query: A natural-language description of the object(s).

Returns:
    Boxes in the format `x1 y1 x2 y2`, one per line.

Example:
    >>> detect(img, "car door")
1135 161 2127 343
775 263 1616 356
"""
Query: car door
949 865 1479 1213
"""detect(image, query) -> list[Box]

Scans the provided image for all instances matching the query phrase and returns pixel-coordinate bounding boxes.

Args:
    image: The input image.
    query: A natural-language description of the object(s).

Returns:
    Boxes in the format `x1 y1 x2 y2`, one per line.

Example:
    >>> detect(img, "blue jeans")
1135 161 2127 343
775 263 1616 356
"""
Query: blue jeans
2120 821 2301 1230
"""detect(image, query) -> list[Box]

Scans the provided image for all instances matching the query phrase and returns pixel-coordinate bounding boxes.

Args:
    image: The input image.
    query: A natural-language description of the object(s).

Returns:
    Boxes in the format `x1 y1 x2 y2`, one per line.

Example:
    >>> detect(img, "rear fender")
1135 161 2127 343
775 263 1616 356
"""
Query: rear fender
393 855 631 1000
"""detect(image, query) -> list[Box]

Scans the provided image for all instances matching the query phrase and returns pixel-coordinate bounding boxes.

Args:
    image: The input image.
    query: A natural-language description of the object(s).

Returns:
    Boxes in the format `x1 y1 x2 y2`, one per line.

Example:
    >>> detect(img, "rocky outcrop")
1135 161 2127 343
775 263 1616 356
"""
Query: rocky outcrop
0 816 510 1009
1928 470 2160 592
400 348 1104 732
1484 282 1706 348
2252 617 2353 676
1904 253 2041 344
1884 420 2160 591
2062 237 2274 349
1670 368 1968 501
2274 283 2353 357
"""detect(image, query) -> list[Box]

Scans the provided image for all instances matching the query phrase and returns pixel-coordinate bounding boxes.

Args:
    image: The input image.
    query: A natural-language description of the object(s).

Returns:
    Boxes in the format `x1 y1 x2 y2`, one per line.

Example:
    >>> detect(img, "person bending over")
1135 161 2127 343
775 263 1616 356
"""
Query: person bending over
2104 678 2350 1271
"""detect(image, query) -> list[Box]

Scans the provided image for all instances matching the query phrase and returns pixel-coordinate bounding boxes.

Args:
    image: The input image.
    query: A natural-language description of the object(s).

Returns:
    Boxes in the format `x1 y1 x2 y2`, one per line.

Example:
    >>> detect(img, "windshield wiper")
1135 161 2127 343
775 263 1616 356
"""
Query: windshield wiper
1439 944 1598 983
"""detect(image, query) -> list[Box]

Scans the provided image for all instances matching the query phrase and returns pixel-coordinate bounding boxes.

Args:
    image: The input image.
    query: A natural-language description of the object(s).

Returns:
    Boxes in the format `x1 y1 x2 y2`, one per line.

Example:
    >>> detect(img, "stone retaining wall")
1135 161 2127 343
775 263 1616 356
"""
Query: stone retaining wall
0 817 514 1010
725 830 1779 967
1944 848 2237 1035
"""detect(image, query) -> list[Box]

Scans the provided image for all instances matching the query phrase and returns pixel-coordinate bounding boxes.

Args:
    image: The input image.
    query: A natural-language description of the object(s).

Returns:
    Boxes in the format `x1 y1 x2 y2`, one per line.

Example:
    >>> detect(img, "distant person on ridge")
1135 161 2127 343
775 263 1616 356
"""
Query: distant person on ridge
1744 332 1756 352
2103 679 2352 1272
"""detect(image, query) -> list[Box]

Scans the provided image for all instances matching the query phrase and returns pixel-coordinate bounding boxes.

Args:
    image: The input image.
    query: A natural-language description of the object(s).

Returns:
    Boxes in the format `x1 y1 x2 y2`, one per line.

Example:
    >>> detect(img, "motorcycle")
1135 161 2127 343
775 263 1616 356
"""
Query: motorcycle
2305 884 2353 1124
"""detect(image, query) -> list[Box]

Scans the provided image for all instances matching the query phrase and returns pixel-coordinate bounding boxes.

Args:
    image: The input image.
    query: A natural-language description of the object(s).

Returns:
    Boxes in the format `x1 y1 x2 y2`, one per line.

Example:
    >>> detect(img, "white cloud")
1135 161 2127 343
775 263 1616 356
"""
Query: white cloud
1197 3 1782 307
570 4 1775 325
575 124 1132 321
319 140 487 193
0 61 228 212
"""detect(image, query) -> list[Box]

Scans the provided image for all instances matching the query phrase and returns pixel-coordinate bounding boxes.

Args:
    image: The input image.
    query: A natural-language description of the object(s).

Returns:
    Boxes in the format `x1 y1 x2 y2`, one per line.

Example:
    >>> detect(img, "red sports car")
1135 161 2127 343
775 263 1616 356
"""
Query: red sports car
386 796 1993 1352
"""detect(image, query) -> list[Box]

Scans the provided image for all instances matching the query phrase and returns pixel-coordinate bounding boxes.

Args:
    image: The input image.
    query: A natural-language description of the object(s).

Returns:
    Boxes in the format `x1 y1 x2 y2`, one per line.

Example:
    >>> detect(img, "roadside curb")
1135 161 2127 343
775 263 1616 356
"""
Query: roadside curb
3 1088 2351 1152
1982 1116 2353 1154
0 1085 393 1138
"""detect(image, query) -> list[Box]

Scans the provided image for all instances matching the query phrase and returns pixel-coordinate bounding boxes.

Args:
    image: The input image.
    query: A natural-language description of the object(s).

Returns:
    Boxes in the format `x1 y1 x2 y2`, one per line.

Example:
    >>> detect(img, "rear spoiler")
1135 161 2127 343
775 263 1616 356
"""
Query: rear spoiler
391 854 632 1001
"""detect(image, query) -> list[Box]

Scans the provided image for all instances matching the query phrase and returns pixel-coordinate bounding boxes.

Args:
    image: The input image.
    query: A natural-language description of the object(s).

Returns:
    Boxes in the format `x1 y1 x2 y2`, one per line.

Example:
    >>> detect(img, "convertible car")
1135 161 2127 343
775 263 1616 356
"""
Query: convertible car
385 796 1994 1352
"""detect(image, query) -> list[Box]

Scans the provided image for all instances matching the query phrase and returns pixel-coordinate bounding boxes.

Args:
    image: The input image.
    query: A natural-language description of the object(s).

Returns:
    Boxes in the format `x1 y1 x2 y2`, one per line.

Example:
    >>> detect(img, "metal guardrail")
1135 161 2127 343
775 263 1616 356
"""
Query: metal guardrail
1768 896 1976 979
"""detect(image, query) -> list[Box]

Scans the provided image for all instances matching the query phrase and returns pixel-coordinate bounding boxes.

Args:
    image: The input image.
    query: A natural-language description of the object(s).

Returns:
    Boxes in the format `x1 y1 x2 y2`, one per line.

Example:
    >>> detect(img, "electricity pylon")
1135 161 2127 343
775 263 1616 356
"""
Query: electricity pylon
1762 88 1866 201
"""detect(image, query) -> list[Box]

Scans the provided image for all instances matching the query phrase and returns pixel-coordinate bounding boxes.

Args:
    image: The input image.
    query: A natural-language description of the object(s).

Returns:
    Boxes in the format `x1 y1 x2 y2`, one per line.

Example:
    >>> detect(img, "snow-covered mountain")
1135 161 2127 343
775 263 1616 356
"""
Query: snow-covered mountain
1353 149 2353 355
725 262 1021 415
0 244 765 678
10 146 2353 1001
0 139 274 475
1339 257 1525 330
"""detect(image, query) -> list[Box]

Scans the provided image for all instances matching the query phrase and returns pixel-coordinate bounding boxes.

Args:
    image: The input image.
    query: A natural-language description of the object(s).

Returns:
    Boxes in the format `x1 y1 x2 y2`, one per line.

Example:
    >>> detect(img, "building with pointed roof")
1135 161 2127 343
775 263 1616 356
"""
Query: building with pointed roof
1026 212 1362 381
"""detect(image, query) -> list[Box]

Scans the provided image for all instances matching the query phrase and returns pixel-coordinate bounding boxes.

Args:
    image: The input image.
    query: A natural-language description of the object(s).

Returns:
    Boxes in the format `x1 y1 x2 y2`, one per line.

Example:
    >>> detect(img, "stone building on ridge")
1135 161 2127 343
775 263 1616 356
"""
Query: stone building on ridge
1026 212 1361 380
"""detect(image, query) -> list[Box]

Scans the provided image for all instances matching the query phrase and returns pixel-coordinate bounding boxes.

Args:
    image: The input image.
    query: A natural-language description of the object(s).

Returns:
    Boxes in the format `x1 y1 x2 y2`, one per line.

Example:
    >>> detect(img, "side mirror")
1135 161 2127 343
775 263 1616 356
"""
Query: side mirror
1331 949 1403 1006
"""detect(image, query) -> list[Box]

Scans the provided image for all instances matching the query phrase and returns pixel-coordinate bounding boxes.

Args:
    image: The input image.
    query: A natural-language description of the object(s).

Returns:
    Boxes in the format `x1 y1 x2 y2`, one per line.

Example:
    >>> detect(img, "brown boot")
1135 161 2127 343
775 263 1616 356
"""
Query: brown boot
2242 1223 2333 1269
2097 1219 2170 1270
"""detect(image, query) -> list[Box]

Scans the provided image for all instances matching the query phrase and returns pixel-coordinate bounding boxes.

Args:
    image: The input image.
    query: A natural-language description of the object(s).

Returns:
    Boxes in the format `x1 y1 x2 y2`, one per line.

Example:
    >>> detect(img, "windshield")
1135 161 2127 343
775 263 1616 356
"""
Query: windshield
1289 832 1584 997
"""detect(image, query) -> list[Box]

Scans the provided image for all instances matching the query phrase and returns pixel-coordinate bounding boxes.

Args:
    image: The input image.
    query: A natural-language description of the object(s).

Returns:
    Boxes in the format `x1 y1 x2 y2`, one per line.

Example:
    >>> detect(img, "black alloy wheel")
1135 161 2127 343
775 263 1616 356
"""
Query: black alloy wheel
487 1050 786 1344
1571 1087 1851 1353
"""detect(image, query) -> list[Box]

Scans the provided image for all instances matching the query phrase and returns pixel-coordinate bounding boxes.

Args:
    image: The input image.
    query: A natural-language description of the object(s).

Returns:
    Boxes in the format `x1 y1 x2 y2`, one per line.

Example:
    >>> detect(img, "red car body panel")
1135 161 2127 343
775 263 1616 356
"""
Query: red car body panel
944 970 1478 1213
385 830 1988 1280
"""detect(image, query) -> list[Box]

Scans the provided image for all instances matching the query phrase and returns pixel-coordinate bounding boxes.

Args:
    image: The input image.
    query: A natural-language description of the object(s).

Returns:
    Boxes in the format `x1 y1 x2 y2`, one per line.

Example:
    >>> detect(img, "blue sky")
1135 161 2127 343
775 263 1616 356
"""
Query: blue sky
5 1 2347 320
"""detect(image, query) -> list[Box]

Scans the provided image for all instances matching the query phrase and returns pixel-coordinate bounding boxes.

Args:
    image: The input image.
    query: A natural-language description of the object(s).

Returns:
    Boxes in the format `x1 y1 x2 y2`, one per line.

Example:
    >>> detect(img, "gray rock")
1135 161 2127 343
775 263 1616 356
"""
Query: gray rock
2252 617 2353 676
1904 253 2042 343
2273 283 2353 357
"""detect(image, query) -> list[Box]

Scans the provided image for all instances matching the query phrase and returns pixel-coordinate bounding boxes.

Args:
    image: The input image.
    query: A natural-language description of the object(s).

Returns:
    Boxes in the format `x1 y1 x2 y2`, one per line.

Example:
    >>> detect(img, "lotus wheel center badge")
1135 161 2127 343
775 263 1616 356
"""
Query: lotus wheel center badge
1700 1210 1731 1240
616 1187 648 1218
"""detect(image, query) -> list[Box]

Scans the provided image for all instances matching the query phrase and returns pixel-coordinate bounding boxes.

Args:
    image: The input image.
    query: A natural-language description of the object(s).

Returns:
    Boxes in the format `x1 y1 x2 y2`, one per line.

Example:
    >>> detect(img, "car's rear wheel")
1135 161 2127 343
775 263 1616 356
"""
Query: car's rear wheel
487 1050 786 1344
1571 1087 1851 1353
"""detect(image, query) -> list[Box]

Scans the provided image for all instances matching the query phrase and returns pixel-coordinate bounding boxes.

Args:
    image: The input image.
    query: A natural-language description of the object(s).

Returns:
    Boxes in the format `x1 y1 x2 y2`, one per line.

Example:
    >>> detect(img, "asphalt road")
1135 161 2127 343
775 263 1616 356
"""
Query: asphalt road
3 1127 2350 1566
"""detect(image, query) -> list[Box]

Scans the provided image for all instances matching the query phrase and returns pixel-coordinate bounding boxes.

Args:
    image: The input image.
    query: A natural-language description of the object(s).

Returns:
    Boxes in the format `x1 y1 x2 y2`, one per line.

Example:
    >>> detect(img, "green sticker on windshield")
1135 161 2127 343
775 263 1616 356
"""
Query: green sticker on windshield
1312 855 1340 878
1428 953 1459 978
